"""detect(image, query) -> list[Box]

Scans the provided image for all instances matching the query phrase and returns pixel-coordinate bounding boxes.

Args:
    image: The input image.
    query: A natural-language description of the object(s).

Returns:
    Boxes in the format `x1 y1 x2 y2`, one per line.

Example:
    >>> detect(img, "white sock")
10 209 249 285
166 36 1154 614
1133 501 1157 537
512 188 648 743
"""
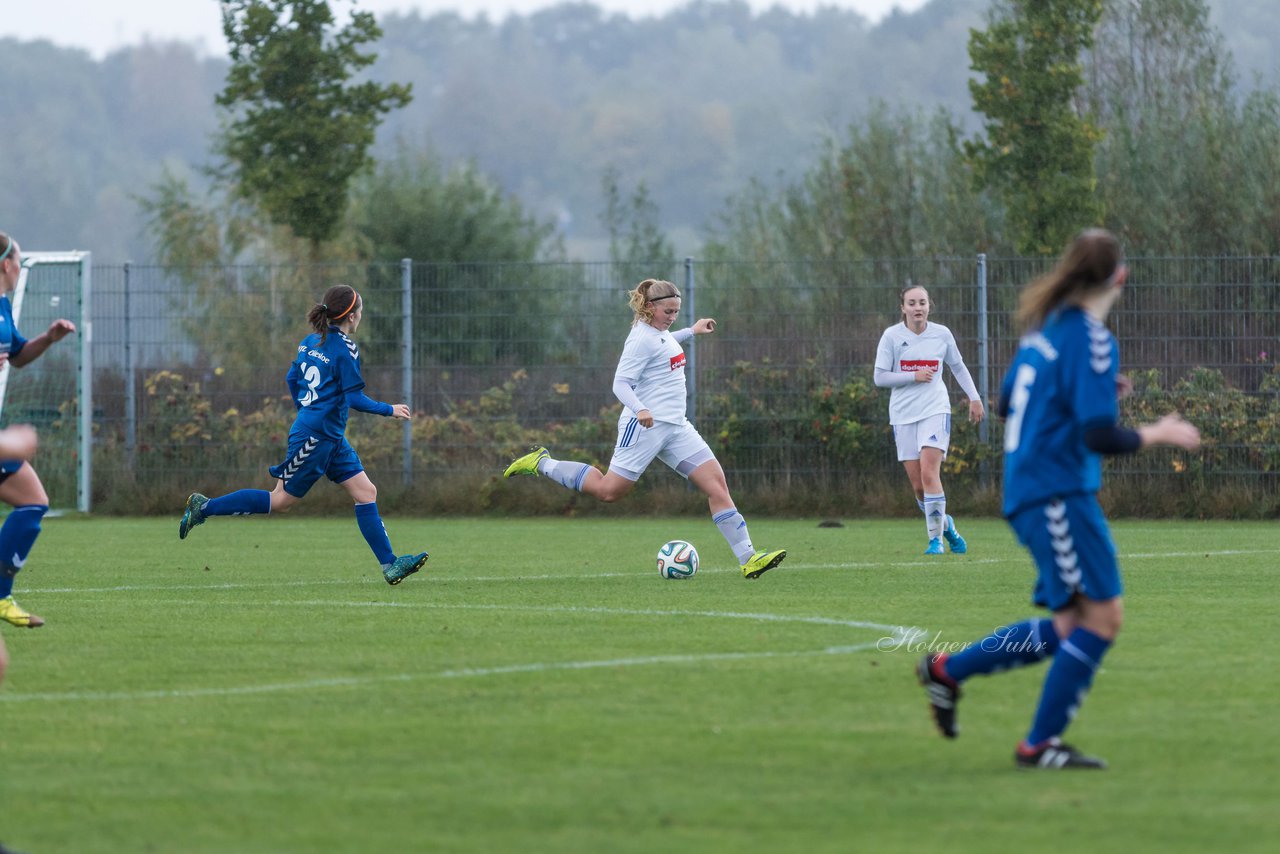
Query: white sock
923 492 946 540
537 456 592 492
713 507 755 564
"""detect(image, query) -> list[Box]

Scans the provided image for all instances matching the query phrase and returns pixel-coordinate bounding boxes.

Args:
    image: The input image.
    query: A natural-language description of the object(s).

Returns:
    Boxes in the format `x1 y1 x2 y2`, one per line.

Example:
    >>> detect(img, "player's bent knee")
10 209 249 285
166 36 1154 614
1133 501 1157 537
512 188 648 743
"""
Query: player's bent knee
1081 597 1124 640
271 492 299 513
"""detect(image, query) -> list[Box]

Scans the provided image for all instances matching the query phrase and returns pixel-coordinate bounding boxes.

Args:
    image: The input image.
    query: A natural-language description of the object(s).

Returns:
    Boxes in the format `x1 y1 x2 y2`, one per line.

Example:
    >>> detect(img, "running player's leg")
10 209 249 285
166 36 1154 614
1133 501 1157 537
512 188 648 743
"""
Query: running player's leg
338 470 393 564
1007 496 1119 767
181 435 319 538
897 422 936 552
901 458 927 528
919 446 947 551
917 412 952 553
203 487 274 516
919 614 1061 738
580 414 668 503
671 428 785 579
0 463 48 628
499 414 645 496
506 449 634 502
330 444 426 584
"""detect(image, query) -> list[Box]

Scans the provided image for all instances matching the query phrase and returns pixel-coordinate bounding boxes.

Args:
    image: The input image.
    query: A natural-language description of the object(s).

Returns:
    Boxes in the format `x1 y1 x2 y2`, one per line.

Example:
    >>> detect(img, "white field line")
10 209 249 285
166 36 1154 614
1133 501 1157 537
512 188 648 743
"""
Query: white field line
0 641 890 705
1 599 911 704
110 598 912 634
22 561 999 594
22 547 1279 597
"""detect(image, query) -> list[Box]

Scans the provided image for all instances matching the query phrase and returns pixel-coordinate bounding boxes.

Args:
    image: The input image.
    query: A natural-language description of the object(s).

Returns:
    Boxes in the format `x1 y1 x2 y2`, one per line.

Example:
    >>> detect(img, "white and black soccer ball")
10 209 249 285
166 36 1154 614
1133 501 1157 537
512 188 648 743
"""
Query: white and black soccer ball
656 540 699 579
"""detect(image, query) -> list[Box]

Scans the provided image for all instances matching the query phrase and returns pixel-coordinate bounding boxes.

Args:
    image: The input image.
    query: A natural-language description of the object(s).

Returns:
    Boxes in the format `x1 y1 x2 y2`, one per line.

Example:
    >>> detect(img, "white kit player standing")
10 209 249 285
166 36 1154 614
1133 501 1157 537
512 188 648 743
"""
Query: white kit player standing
874 285 985 554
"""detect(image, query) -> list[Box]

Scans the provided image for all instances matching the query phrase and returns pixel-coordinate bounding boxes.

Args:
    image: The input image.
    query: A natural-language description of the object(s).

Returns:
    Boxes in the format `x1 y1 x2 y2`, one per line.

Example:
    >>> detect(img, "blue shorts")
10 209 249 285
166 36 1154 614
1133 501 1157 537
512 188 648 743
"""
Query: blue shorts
268 433 364 498
1008 493 1122 612
0 459 24 486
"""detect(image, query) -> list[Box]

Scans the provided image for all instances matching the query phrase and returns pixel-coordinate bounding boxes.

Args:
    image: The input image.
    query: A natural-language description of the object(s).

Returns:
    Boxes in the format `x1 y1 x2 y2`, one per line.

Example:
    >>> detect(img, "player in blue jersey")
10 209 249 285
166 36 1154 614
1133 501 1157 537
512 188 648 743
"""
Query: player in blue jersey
0 423 41 687
502 278 787 580
874 285 984 554
916 229 1200 768
0 233 78 631
178 284 429 586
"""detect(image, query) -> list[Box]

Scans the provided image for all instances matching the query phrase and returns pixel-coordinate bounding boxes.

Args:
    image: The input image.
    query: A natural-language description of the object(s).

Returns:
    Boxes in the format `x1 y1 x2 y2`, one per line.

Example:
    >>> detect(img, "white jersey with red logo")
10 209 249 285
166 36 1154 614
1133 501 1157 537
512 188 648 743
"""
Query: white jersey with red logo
874 321 966 425
614 322 689 424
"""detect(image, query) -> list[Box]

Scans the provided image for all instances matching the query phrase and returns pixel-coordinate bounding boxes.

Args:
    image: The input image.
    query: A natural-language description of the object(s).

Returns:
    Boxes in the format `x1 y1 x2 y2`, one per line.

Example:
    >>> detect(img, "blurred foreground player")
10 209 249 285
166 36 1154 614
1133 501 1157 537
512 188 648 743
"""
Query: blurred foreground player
917 229 1201 768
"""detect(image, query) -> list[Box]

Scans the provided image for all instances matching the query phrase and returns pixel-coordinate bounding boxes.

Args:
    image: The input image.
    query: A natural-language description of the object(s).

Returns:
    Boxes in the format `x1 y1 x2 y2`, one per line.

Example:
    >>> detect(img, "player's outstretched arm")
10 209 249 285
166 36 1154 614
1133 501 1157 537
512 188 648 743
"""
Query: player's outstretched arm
8 319 76 368
1138 414 1201 451
0 424 37 460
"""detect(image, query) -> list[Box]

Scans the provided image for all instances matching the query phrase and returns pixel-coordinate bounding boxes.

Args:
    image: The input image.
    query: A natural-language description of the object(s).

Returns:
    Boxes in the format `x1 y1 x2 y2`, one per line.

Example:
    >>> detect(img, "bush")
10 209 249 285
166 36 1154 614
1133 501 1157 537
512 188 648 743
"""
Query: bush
89 364 1280 517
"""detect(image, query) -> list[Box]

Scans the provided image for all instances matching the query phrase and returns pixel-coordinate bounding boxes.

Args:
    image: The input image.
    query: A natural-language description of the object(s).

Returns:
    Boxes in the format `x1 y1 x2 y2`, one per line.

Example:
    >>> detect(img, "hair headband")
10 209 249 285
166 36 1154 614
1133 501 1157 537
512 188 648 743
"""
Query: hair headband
329 291 360 321
649 294 679 302
0 237 12 263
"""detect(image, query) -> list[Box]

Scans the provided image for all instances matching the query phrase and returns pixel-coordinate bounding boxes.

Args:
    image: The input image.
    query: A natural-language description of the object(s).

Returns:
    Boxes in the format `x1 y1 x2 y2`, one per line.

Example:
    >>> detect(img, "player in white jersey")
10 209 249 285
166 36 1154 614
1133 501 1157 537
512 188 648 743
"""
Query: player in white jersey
873 285 984 555
503 278 787 580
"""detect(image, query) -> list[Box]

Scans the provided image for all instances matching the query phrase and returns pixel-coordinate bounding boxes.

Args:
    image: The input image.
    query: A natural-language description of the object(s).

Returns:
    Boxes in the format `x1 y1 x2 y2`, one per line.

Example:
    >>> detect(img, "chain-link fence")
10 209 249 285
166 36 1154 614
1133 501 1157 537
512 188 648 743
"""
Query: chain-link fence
27 256 1280 516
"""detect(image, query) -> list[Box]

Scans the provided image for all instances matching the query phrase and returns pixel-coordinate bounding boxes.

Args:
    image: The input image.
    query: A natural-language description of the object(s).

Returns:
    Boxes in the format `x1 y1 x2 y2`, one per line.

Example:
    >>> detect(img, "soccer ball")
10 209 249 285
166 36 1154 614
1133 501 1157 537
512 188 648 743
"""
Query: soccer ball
656 540 699 579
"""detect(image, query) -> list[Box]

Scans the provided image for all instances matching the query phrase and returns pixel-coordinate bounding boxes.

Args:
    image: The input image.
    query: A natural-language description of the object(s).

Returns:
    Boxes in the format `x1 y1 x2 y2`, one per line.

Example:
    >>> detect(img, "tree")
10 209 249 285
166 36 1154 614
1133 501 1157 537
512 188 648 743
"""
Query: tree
599 165 677 286
966 0 1104 255
705 103 1000 264
1086 0 1280 255
216 0 411 249
137 171 310 379
347 146 568 366
700 103 1001 347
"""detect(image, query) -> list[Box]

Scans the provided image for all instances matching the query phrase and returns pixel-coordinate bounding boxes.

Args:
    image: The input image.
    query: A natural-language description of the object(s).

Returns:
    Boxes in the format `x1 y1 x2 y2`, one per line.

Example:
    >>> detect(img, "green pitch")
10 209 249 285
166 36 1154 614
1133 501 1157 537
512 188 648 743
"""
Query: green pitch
1 516 1275 853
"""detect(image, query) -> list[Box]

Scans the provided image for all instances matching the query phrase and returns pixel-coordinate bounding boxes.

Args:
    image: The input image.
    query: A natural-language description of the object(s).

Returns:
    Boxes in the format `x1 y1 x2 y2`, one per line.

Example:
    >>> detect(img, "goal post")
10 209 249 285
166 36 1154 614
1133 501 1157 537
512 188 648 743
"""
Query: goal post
3 252 92 513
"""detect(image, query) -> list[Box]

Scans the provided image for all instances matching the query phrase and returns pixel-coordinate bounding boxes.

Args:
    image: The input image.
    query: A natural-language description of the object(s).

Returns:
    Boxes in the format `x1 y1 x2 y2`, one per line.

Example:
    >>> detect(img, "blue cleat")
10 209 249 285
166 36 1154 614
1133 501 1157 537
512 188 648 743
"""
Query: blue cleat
924 537 944 555
383 551 429 586
943 515 967 554
179 493 209 540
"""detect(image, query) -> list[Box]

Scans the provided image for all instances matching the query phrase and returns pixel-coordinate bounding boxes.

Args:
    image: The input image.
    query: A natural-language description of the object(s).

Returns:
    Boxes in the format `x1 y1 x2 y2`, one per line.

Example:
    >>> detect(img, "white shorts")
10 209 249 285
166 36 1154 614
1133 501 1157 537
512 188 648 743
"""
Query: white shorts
893 413 951 462
608 416 716 481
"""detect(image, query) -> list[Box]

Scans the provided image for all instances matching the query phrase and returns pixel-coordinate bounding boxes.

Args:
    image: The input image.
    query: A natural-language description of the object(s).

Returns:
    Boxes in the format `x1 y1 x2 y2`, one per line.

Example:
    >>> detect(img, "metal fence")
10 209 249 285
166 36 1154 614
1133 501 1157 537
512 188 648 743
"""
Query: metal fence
20 255 1280 514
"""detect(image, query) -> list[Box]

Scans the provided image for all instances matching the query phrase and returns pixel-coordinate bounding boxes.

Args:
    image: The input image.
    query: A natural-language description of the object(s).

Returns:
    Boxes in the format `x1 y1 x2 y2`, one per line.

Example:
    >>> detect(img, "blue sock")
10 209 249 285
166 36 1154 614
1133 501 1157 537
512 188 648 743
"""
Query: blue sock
943 619 1059 682
1026 627 1112 746
355 502 396 566
0 504 47 598
205 489 271 516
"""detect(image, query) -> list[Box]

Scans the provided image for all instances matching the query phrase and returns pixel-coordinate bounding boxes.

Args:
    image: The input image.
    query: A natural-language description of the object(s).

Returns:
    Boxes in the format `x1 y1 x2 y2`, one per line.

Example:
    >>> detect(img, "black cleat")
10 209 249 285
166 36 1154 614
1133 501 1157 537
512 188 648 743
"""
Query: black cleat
917 653 961 739
1015 738 1108 769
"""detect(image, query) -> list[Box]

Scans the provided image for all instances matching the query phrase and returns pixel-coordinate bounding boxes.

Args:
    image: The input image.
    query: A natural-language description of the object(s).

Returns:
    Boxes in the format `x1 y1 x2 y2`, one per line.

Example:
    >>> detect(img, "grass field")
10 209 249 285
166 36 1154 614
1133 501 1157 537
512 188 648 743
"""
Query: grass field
0 514 1276 853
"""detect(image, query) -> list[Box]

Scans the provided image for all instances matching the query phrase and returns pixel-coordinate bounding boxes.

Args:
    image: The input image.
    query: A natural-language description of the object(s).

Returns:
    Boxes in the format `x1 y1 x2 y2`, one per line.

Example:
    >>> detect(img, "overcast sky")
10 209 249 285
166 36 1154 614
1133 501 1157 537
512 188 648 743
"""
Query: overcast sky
3 0 929 59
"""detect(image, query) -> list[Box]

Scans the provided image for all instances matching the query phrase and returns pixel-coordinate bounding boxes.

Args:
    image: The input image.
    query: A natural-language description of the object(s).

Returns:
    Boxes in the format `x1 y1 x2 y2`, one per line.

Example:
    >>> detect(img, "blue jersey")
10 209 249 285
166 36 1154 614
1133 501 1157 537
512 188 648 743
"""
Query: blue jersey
0 296 30 361
286 326 381 441
1000 307 1119 517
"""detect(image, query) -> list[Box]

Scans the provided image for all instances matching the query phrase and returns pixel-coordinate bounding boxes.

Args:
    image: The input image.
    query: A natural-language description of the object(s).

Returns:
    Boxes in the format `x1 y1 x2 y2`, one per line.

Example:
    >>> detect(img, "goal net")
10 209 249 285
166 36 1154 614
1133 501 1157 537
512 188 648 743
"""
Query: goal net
2 252 91 512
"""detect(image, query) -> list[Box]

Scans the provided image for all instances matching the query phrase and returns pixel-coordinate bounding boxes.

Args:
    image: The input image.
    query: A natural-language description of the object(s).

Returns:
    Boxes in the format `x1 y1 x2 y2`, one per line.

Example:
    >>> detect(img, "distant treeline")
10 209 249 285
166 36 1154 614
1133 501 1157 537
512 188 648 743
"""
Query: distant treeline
0 0 1275 262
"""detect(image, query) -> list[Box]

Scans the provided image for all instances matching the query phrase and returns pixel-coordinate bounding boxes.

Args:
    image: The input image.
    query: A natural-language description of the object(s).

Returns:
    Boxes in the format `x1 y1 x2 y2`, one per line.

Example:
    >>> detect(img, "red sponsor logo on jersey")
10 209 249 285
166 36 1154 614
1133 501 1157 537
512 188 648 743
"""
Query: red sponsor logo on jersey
670 352 686 371
900 359 940 371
